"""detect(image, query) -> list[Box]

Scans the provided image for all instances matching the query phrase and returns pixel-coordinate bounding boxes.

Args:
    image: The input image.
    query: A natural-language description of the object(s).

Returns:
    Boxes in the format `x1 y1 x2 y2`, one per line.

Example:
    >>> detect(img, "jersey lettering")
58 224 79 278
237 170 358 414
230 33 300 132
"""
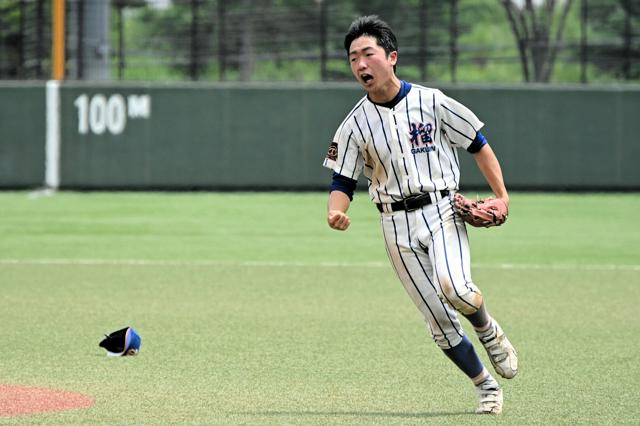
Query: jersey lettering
324 83 484 204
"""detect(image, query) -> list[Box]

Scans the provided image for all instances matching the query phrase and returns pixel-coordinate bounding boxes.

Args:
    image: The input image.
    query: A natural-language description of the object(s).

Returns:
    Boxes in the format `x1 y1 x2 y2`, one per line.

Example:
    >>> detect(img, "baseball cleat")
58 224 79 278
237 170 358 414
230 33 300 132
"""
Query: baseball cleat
475 377 503 414
478 320 518 379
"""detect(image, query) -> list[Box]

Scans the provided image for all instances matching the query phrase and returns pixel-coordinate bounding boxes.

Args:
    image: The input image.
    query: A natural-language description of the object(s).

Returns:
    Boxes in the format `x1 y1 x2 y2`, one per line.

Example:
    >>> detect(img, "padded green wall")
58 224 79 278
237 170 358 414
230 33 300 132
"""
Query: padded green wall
0 83 46 187
2 82 639 190
445 85 640 190
58 83 357 189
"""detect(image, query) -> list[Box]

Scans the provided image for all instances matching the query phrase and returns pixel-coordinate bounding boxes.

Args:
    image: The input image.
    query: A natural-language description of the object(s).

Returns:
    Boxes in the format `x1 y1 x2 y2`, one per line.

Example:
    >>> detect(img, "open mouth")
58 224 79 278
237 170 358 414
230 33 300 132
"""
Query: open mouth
361 74 374 84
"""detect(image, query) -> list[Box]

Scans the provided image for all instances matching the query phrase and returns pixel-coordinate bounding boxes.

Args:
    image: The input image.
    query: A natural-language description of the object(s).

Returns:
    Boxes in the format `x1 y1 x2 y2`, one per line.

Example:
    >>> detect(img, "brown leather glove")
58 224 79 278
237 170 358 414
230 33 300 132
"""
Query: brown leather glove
454 193 508 228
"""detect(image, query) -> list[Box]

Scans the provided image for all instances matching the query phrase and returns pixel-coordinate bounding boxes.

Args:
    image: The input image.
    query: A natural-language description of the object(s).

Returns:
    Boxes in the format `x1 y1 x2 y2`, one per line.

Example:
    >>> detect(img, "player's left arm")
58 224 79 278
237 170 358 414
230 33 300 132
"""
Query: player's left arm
473 144 509 208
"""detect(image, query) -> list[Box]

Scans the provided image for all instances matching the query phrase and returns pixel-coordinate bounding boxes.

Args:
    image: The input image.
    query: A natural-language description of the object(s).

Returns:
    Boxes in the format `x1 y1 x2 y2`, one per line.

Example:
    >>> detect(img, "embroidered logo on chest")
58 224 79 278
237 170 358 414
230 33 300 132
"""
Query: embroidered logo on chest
409 122 436 154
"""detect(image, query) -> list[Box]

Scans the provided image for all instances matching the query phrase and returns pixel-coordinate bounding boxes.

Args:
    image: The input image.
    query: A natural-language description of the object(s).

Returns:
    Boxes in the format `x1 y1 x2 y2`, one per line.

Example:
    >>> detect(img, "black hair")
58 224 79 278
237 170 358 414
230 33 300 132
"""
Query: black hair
343 15 398 56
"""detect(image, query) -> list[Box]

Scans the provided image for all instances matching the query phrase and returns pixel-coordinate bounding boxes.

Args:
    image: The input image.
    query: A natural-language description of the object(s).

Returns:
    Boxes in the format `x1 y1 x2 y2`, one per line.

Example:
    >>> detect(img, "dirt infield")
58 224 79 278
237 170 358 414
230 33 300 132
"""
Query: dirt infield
0 385 94 417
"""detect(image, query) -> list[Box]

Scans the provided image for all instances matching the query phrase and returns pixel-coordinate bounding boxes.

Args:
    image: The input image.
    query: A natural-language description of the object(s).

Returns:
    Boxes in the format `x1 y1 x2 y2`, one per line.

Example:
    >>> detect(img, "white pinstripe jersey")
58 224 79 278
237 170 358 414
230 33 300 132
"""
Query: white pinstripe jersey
323 83 484 204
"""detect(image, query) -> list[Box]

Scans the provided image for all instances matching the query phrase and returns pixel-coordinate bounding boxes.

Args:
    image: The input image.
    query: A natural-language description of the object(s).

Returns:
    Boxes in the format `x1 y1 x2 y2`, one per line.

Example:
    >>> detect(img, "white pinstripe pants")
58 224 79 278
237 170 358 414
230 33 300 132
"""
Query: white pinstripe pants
380 193 483 350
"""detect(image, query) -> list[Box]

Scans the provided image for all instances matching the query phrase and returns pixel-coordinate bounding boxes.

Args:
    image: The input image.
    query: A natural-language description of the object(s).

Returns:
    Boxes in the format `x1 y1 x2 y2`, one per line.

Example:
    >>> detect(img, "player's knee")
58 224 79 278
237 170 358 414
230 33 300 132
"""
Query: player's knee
452 295 483 315
440 279 483 315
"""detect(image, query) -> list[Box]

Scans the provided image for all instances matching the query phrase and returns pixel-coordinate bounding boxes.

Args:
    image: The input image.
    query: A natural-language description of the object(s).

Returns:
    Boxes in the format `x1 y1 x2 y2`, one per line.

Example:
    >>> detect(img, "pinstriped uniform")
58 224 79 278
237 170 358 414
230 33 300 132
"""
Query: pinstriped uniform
324 84 485 349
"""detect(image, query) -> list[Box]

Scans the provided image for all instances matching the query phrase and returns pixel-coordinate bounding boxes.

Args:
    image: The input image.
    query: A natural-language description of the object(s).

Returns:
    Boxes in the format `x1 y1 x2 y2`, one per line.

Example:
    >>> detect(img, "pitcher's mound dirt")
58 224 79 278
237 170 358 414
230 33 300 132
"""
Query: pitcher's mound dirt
0 385 94 416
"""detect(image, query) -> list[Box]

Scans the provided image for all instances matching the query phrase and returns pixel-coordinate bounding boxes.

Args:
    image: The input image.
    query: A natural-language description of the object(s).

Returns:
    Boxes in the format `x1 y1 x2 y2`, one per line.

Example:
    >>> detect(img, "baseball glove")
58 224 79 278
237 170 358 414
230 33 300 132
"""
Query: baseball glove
454 193 508 228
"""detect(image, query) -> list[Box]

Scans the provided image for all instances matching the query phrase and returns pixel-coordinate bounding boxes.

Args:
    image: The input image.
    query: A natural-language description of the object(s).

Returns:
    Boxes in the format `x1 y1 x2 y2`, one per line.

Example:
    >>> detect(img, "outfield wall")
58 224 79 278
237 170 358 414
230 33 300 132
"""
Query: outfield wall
1 81 639 190
0 82 46 187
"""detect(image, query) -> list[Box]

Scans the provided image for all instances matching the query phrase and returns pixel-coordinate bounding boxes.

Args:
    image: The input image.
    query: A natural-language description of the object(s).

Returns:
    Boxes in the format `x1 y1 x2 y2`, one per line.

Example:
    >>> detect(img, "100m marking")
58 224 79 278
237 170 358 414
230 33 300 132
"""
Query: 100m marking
74 94 151 135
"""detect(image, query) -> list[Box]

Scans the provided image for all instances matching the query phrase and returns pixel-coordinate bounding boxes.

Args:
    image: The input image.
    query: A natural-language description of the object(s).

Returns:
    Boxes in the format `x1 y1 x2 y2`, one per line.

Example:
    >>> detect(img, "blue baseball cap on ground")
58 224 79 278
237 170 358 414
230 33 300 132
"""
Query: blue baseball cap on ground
99 327 141 357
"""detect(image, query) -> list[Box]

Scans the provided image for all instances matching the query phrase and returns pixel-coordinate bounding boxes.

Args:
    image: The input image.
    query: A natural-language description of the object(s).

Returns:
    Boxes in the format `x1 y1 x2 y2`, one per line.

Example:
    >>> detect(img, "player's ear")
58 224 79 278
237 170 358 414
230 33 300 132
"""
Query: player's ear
388 51 398 67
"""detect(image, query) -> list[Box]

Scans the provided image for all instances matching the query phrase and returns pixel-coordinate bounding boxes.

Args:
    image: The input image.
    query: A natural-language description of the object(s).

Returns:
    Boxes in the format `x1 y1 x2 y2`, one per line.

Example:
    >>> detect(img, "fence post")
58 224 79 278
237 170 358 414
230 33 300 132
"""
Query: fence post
580 0 588 84
449 0 458 83
319 0 328 81
116 2 125 80
623 4 631 80
52 0 65 80
190 0 200 81
36 0 44 78
419 0 428 82
218 0 226 81
17 0 26 78
77 0 84 79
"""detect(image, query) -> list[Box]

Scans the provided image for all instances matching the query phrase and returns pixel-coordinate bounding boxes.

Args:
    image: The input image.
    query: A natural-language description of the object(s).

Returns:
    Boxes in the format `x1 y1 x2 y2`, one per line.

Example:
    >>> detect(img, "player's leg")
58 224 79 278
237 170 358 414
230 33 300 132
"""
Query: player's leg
425 197 518 380
380 210 502 414
452 215 518 380
443 335 503 414
419 198 483 315
473 315 518 379
380 210 464 349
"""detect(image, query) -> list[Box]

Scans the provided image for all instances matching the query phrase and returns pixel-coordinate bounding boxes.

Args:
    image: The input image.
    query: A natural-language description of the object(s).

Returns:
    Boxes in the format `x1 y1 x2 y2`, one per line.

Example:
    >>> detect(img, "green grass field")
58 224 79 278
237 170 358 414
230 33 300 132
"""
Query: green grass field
1 192 639 425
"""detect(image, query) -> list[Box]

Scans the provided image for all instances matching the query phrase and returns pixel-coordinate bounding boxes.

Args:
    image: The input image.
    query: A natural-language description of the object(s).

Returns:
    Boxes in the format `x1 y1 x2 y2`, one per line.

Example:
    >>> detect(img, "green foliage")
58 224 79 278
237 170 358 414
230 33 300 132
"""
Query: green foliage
583 0 640 78
0 0 636 83
252 59 321 81
112 0 634 83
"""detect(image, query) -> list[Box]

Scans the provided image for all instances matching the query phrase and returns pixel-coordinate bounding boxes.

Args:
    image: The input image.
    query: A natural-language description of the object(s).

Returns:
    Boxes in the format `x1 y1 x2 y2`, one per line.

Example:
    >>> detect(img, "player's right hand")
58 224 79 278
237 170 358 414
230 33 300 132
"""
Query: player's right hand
327 210 351 231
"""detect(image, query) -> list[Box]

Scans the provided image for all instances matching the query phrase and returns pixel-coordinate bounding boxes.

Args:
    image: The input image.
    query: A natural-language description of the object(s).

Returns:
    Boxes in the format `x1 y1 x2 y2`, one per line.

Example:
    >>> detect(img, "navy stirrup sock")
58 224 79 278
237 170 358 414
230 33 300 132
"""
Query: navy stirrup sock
442 335 484 379
464 303 490 329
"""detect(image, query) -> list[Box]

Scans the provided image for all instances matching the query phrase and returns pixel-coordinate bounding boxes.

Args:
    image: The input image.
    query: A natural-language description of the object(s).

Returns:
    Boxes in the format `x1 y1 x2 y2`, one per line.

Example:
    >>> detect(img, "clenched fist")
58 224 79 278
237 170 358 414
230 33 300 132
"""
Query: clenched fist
327 210 351 231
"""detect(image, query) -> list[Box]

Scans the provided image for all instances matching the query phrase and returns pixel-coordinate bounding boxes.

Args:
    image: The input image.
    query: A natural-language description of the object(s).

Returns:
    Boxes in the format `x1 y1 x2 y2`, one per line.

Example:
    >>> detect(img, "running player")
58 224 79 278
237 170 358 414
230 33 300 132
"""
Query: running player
323 15 518 414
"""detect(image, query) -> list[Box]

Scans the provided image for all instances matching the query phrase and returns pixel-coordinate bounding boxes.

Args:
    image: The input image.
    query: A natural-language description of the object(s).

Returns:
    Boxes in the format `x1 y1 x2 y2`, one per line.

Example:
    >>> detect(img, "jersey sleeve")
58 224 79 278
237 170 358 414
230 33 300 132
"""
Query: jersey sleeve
437 91 485 150
322 120 364 181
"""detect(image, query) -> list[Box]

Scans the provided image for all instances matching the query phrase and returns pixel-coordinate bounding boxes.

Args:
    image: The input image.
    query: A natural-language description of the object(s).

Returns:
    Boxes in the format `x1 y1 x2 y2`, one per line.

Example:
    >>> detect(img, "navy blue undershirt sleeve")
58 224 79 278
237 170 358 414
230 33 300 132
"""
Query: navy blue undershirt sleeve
467 131 488 154
330 172 357 201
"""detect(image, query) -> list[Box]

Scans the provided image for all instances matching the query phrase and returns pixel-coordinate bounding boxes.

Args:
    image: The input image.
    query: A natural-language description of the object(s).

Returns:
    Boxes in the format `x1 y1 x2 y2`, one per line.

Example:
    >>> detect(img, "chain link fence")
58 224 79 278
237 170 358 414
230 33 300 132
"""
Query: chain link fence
0 0 638 83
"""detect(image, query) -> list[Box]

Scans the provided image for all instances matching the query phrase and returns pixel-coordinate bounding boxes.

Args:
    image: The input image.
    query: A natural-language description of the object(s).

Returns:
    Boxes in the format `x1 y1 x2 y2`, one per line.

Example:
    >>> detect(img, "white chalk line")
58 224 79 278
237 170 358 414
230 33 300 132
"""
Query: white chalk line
0 258 638 271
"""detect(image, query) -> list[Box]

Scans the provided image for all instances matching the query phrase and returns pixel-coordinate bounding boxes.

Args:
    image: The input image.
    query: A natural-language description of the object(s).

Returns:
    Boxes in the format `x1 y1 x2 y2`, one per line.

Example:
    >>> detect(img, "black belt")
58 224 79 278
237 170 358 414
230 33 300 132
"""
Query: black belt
376 190 449 213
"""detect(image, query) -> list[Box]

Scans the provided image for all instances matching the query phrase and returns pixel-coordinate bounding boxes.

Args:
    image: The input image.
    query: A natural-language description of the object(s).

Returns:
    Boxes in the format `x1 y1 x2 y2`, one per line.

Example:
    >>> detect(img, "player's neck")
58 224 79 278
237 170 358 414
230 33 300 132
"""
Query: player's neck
367 76 402 104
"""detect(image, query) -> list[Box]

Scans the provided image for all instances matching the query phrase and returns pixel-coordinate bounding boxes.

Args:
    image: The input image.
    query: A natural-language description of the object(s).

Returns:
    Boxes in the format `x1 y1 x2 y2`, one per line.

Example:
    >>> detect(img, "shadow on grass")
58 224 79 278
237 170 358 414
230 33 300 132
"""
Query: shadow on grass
232 410 471 419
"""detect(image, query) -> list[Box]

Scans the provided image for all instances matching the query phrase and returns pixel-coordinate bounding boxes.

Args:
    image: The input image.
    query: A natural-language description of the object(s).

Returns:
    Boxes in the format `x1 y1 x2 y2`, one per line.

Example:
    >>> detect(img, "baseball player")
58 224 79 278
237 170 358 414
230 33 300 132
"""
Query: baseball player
323 16 518 415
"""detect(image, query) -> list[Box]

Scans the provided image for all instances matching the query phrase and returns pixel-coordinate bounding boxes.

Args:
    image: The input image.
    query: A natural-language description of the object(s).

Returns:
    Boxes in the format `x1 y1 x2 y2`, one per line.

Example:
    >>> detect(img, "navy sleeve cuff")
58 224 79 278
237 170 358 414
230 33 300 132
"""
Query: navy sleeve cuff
467 131 488 153
330 172 357 201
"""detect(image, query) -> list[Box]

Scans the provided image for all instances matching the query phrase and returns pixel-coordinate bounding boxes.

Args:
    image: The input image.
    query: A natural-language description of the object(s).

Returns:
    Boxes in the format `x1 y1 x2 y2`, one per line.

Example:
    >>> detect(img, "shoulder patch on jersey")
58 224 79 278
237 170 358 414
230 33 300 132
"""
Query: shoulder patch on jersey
326 142 338 161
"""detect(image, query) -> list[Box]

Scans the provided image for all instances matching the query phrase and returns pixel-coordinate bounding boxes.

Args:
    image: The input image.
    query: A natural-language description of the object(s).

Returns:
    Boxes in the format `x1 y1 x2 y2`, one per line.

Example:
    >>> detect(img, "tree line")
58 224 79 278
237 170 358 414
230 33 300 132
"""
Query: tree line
0 0 637 83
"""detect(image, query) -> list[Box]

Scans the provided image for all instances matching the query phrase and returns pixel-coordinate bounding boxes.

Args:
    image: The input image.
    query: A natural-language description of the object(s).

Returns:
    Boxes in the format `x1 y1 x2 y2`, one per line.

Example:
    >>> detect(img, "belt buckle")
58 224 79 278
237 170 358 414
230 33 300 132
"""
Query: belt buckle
402 195 418 211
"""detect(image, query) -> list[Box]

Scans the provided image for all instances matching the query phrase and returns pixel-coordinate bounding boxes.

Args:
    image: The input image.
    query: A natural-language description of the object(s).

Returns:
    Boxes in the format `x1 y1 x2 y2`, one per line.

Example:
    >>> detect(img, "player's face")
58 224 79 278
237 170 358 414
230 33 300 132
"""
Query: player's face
348 36 397 93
